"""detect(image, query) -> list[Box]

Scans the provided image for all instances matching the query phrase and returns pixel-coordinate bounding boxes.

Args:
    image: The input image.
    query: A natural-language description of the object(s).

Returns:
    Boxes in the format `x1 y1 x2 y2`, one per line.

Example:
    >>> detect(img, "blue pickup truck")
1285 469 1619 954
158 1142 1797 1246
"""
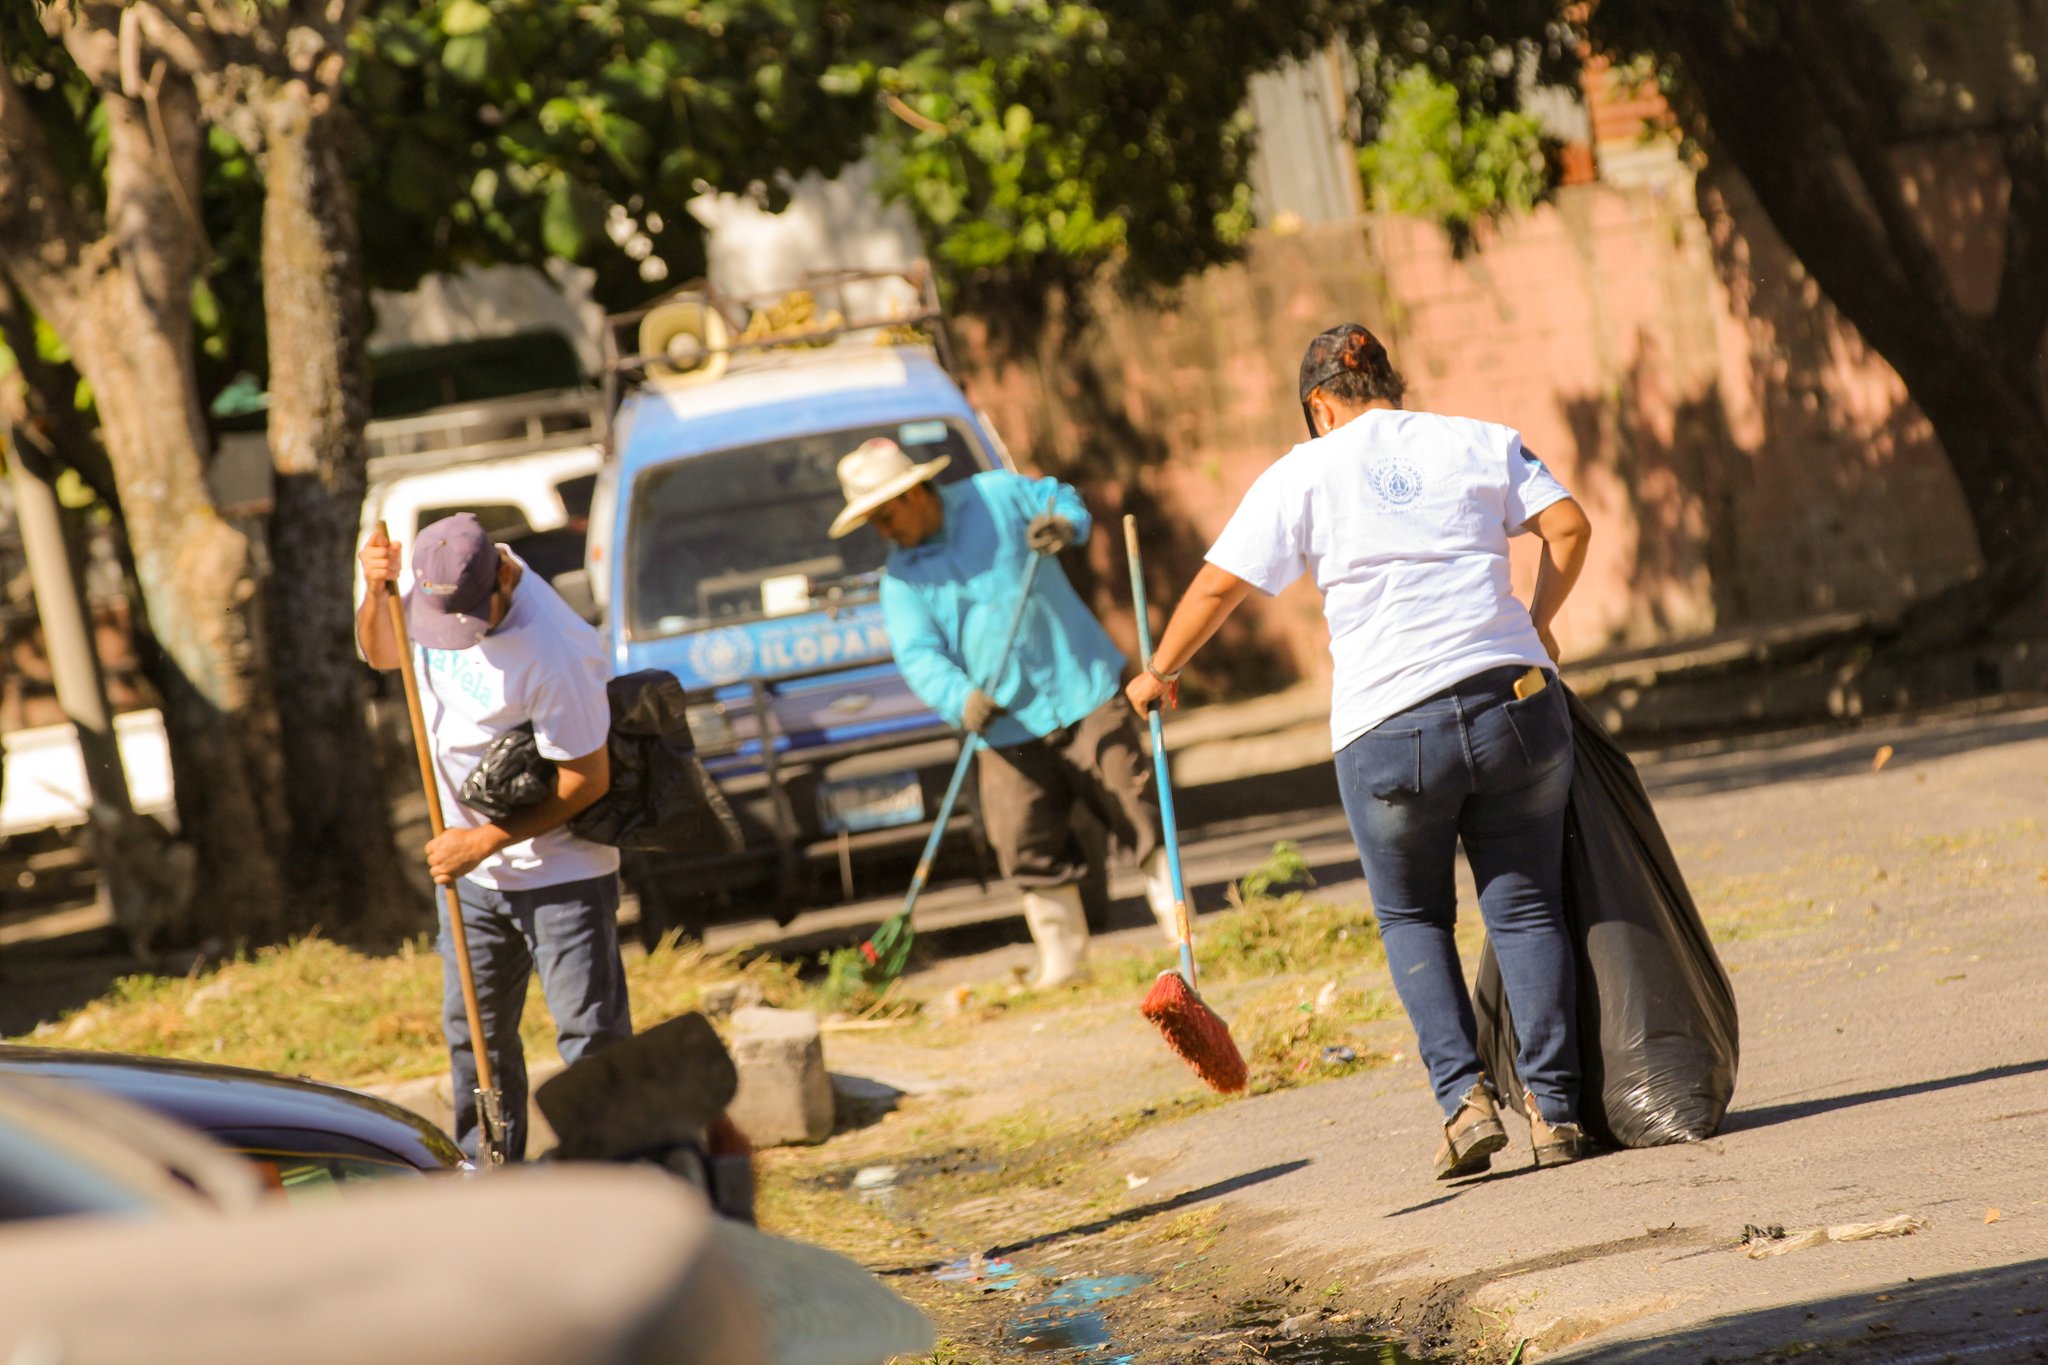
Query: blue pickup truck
587 270 1013 940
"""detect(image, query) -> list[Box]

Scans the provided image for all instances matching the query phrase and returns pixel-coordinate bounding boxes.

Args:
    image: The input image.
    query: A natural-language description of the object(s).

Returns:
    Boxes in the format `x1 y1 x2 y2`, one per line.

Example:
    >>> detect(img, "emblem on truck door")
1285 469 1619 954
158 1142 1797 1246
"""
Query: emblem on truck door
688 628 756 686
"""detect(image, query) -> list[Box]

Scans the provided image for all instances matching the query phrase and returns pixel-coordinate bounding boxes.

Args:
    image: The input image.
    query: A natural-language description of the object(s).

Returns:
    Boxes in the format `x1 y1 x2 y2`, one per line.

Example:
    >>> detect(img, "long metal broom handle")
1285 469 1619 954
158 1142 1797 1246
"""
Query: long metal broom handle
1122 515 1196 988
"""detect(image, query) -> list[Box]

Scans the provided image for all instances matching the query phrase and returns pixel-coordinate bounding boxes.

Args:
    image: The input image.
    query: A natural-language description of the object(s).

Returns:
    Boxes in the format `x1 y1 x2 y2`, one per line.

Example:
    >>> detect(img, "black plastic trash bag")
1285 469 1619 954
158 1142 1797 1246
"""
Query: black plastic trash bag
459 725 555 821
1474 685 1739 1147
456 670 742 857
571 670 742 856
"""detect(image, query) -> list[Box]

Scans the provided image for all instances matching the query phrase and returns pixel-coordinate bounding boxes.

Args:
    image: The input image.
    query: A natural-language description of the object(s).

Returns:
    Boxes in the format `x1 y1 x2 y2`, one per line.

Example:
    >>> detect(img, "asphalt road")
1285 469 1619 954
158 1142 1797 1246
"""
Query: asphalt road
786 697 2048 1363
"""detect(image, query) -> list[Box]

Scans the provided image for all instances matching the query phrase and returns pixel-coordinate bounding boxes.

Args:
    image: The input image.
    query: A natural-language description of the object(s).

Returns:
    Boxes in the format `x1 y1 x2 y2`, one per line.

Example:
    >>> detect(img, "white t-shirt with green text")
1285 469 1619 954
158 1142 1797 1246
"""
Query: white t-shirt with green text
408 553 619 891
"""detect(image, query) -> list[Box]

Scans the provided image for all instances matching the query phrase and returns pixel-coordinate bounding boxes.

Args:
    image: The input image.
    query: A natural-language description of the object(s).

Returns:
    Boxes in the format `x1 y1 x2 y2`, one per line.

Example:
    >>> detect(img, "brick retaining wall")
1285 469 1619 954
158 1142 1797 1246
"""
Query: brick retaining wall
957 163 1982 697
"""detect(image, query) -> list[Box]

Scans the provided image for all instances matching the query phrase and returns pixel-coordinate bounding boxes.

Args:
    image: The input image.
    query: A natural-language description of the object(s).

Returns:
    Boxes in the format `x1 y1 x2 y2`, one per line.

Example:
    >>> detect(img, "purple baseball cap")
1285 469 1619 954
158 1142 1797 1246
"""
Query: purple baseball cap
407 513 502 650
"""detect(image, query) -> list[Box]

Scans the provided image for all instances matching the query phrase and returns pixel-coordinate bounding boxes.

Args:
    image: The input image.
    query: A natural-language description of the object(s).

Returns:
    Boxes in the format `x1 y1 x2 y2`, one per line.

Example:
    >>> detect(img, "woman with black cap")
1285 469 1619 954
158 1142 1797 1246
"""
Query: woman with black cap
1126 324 1594 1180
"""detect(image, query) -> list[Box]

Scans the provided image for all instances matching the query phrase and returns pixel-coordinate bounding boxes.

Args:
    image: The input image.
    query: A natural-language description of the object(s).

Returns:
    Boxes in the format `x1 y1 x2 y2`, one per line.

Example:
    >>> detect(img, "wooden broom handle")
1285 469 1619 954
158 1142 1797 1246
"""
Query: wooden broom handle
376 522 496 1099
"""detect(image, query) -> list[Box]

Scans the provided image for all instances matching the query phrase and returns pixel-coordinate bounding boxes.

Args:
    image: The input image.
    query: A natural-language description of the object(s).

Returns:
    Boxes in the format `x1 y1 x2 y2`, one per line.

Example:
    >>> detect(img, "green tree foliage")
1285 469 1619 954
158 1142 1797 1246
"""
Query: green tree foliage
21 0 1409 381
859 0 1363 293
4 0 1385 380
344 0 1389 305
347 0 876 305
1358 68 1548 252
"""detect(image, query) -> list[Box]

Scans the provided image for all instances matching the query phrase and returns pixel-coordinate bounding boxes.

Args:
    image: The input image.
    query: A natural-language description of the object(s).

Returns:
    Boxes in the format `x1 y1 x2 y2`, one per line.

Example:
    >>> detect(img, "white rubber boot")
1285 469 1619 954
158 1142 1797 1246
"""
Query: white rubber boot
1022 884 1090 988
1142 848 1181 945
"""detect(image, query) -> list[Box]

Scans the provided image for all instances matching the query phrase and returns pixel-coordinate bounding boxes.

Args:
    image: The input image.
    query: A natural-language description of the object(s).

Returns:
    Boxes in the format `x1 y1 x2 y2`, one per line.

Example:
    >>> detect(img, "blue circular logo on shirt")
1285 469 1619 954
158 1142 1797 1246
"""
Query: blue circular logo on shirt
1370 458 1425 507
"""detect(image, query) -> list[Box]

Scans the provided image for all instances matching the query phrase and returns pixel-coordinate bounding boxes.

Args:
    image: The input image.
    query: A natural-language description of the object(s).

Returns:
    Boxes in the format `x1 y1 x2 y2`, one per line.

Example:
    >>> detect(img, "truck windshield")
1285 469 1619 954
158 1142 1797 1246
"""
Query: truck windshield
626 418 980 638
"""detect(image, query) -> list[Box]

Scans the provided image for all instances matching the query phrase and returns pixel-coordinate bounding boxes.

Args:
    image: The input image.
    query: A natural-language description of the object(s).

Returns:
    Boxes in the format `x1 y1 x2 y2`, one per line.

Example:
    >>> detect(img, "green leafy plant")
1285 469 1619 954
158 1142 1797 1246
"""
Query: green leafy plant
813 945 880 1016
1238 840 1313 901
1359 68 1550 253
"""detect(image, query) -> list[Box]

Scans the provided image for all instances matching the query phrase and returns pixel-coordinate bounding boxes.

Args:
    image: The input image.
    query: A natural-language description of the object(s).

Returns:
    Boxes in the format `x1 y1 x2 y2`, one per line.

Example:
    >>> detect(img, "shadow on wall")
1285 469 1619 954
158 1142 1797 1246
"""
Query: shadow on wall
1555 162 1980 650
1559 361 1742 643
1697 166 1978 616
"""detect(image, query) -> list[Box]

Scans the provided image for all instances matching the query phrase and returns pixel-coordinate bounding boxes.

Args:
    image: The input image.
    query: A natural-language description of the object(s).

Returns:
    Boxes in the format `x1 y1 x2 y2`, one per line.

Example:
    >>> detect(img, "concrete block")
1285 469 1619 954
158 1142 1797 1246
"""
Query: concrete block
697 979 766 1019
726 1006 834 1148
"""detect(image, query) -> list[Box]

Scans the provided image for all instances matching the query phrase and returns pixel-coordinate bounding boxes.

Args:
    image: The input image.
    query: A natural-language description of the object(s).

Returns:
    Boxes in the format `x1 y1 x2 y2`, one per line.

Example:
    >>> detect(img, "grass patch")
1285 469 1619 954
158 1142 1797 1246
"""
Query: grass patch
1197 889 1382 983
1156 1205 1226 1251
1229 979 1398 1094
910 842 1388 1030
753 1147 911 1259
16 932 803 1088
850 1090 1233 1220
909 1344 986 1365
22 842 1389 1094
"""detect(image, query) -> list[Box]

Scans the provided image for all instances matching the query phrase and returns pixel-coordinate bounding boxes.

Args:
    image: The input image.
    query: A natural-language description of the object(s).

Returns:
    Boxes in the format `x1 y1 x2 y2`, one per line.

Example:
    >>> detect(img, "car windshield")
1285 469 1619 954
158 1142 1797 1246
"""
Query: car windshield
626 418 979 638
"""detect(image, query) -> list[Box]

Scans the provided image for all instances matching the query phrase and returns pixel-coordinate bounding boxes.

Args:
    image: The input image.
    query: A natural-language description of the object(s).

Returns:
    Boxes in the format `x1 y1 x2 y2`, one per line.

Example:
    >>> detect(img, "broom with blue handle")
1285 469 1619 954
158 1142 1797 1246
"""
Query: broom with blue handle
1125 514 1247 1094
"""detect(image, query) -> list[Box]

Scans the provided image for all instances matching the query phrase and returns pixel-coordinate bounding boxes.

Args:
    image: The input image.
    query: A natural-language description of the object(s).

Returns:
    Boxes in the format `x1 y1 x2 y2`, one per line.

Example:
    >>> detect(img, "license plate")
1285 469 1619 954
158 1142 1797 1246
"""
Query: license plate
817 770 925 835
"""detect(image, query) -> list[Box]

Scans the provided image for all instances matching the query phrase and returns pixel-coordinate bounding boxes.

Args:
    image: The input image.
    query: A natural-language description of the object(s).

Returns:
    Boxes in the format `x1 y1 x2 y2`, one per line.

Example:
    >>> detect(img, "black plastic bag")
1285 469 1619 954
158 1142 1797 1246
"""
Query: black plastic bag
459 724 554 821
571 670 742 856
455 670 742 857
1474 685 1739 1147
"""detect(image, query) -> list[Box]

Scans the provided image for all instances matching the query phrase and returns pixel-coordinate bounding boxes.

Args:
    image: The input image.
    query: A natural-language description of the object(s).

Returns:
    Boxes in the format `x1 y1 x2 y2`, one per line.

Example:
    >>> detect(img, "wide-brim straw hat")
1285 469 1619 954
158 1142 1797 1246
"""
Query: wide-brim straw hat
829 437 950 538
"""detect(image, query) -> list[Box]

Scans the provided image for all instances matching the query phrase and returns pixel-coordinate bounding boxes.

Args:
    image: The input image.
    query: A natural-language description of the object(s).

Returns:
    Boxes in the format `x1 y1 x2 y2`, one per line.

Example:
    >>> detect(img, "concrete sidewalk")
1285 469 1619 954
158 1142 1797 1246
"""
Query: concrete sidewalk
1108 700 2048 1360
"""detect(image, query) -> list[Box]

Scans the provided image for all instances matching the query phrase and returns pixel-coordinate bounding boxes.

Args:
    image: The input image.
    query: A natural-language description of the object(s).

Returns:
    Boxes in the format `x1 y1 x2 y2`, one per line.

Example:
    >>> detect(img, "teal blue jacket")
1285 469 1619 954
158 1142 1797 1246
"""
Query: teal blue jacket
879 471 1125 746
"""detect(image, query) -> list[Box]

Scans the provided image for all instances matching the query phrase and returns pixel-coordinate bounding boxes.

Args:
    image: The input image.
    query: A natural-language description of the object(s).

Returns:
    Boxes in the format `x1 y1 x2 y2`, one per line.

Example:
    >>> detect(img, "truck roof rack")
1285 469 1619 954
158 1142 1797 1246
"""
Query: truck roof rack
599 263 954 416
364 386 605 477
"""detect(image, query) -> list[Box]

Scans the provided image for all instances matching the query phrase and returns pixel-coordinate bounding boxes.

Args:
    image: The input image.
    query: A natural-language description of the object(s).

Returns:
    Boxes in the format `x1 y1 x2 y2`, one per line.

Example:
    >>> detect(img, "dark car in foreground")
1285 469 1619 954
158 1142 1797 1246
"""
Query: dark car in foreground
0 1045 465 1195
0 1073 266 1223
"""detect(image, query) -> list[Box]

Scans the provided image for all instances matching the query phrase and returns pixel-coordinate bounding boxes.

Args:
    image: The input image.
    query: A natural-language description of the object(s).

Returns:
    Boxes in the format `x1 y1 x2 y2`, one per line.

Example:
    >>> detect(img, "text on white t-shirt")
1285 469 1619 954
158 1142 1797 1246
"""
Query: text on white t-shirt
409 553 620 891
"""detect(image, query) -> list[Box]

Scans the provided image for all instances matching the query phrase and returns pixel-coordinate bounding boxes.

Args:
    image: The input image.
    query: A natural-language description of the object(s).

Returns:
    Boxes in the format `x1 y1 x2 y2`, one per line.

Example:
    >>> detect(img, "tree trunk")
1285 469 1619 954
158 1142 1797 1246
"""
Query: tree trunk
66 274 291 949
256 82 420 944
0 52 291 950
1878 356 2048 603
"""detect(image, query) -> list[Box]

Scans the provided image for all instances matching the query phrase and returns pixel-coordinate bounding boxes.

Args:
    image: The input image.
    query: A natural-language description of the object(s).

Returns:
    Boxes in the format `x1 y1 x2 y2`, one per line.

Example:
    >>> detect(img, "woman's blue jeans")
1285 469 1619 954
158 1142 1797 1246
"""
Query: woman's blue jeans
1336 665 1579 1126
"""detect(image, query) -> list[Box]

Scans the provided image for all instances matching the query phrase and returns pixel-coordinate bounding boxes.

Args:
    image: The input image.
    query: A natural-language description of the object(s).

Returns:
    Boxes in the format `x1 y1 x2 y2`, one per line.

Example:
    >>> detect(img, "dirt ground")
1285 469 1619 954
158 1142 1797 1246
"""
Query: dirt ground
770 703 2048 1364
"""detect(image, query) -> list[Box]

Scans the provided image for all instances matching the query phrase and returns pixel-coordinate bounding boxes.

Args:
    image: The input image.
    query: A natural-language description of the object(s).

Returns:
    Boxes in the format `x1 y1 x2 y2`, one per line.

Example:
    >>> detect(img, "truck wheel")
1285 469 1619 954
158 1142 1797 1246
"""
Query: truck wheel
628 862 716 949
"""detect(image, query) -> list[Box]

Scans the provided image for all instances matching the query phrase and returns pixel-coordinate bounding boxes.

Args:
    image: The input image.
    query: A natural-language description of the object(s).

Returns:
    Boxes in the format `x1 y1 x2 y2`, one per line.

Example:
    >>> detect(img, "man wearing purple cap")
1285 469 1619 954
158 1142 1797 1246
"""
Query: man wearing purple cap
357 513 630 1160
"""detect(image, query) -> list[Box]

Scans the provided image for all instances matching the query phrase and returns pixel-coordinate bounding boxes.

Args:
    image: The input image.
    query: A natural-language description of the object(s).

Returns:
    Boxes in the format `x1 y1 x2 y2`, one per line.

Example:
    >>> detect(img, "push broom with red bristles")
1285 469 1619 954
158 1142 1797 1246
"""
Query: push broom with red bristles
1125 515 1247 1094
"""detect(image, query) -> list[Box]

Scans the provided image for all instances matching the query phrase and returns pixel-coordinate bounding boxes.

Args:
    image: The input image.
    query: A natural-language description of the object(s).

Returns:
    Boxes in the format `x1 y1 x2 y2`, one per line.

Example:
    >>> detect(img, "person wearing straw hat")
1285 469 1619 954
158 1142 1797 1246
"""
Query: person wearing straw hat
1128 324 1595 1179
831 438 1180 987
356 512 631 1160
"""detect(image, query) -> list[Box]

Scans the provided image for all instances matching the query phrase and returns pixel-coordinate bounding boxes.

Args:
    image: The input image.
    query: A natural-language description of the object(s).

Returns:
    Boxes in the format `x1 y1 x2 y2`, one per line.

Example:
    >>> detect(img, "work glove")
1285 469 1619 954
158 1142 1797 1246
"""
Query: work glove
961 689 1001 735
1026 513 1079 556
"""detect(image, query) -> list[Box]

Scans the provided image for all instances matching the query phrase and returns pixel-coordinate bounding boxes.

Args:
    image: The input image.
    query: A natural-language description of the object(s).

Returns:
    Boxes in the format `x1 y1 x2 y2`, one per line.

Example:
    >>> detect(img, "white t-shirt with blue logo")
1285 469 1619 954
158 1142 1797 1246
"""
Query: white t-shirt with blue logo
1205 408 1572 753
408 552 620 891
